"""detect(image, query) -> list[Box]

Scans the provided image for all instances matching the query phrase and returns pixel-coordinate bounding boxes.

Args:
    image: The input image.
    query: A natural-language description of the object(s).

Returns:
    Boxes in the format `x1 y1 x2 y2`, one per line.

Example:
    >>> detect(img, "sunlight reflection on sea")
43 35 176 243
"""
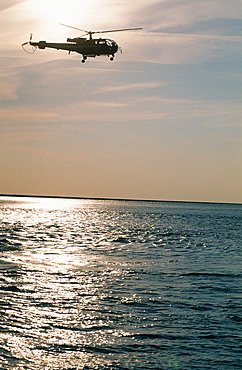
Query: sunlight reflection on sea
0 197 241 369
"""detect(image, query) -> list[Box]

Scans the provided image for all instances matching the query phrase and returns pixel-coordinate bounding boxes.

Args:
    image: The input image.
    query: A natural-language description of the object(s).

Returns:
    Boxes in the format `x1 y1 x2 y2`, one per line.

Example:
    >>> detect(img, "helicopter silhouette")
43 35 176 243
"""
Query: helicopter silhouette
22 24 143 63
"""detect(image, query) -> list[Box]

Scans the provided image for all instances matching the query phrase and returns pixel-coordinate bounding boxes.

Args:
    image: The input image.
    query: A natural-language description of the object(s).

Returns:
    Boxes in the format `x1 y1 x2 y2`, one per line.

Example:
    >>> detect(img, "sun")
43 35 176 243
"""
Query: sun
24 0 103 39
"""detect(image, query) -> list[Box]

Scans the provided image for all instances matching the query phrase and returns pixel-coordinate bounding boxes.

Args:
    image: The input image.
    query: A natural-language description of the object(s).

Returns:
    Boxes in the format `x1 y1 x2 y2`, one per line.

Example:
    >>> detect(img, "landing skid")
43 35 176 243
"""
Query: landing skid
81 55 115 63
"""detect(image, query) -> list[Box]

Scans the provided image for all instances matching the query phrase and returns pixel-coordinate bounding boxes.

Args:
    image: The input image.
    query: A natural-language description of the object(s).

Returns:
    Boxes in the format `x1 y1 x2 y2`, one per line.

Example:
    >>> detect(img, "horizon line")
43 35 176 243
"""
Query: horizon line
0 193 241 205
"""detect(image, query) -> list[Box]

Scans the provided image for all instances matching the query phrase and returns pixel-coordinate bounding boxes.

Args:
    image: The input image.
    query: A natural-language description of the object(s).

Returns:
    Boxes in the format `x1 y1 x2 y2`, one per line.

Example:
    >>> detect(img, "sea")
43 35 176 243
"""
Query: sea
0 196 241 370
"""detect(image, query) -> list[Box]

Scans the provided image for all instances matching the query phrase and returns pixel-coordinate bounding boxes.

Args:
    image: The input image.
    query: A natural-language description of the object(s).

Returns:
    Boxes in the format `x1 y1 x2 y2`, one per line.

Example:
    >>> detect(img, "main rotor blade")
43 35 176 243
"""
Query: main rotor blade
60 24 143 35
60 23 88 33
94 27 143 34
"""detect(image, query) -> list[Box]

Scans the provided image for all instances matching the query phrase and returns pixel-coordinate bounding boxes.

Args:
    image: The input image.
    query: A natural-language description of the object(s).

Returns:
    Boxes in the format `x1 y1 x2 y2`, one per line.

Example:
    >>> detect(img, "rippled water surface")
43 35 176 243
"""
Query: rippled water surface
0 196 241 369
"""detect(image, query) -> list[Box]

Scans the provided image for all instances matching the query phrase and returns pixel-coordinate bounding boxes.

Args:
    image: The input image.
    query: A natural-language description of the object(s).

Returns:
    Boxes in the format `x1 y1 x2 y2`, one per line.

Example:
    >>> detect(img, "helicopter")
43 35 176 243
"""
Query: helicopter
22 24 143 63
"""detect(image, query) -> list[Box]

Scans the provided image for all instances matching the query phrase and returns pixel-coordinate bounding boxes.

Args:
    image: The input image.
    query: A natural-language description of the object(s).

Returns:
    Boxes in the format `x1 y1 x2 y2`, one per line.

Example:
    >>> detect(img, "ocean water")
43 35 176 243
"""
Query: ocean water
0 196 241 370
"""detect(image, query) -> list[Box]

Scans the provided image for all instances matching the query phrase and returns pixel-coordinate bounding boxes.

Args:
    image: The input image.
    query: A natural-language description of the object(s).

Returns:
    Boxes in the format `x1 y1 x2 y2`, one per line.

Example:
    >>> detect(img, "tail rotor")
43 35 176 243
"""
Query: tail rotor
21 33 36 53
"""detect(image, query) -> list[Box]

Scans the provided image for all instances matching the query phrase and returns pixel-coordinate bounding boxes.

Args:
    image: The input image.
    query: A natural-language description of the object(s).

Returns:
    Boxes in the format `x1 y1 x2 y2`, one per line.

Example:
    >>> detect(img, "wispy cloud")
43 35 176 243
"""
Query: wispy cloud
130 0 242 30
0 107 58 124
0 73 20 101
123 31 242 64
20 96 239 126
97 81 166 93
0 1 23 12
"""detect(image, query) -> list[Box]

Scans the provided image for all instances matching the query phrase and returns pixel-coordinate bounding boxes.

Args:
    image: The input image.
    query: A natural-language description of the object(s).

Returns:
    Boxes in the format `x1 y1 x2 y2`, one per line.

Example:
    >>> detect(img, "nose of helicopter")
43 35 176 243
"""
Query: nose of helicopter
111 41 118 53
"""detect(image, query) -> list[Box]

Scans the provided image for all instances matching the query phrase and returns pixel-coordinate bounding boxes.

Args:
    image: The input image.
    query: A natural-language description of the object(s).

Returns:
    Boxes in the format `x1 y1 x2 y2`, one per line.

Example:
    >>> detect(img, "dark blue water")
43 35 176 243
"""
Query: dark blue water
0 196 241 369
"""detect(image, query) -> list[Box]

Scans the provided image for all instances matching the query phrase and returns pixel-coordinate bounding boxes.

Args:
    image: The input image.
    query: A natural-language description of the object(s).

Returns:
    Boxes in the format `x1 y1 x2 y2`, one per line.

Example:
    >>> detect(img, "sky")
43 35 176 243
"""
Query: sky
0 0 241 203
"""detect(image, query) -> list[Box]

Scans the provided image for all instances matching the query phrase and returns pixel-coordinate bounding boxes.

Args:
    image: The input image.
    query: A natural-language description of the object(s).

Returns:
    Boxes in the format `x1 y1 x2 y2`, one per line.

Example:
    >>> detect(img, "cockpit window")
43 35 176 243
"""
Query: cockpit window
106 39 116 47
94 39 117 47
96 39 106 45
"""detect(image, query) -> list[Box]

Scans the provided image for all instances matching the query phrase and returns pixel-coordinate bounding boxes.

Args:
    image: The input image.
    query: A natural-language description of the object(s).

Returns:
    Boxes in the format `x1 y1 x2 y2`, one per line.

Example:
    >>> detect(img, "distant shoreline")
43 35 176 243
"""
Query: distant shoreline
0 194 241 205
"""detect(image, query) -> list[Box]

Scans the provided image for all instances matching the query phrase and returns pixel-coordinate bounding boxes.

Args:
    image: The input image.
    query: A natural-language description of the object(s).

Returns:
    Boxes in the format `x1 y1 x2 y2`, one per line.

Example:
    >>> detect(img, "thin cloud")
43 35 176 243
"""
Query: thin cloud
0 73 20 101
97 81 166 93
129 0 242 30
0 1 23 12
124 31 242 64
0 107 58 124
38 95 240 125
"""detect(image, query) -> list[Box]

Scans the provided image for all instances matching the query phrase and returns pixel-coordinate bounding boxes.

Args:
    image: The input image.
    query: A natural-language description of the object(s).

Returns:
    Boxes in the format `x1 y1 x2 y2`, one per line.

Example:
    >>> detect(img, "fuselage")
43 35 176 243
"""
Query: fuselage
30 37 119 58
